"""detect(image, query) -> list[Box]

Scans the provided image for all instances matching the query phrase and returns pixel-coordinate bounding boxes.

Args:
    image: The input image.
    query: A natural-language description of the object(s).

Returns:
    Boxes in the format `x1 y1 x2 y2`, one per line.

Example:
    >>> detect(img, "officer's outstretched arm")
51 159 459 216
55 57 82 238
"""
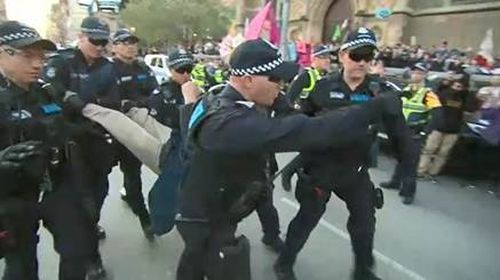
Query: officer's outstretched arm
82 104 162 174
198 101 381 154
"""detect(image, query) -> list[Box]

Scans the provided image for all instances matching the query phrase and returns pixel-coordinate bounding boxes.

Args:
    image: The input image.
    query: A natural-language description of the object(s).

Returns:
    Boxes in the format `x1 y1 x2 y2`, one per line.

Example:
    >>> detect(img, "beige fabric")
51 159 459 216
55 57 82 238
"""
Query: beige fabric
418 130 459 176
126 107 170 144
82 104 163 174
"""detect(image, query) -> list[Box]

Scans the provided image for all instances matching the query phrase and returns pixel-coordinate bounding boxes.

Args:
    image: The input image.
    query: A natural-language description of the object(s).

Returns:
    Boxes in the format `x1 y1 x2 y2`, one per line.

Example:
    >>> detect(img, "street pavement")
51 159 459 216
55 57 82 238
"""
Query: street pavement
1 152 500 280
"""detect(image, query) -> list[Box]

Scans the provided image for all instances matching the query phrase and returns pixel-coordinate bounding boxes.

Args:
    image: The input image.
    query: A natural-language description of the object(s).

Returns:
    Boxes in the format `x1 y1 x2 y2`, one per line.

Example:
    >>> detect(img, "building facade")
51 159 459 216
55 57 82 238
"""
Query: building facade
239 0 500 54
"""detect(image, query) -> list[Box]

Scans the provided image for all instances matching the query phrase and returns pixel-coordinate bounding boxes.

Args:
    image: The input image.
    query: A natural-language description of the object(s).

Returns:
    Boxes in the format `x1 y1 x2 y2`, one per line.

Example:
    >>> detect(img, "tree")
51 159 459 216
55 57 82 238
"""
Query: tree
120 0 234 46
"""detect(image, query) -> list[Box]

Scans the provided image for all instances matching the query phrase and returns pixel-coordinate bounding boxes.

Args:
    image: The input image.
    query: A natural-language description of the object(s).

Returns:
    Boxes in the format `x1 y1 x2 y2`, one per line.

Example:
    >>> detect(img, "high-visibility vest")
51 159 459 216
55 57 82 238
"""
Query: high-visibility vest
401 85 430 126
191 63 206 88
299 67 321 99
214 69 225 84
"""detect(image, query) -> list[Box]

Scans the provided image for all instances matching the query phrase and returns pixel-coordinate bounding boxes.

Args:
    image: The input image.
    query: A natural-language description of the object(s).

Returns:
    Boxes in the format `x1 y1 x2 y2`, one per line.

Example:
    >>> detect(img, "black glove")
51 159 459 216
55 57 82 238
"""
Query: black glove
228 181 268 223
62 91 87 119
0 141 43 171
121 99 140 113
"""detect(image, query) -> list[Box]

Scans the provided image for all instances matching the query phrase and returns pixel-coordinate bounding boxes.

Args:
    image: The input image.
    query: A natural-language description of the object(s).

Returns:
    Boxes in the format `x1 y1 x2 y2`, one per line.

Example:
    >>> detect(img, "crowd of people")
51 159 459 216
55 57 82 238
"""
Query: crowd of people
1 13 500 280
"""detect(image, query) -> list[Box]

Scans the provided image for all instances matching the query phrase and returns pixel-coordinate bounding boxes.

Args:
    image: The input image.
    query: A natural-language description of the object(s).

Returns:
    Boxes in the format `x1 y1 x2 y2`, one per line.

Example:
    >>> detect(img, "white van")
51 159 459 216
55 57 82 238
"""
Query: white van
144 54 171 85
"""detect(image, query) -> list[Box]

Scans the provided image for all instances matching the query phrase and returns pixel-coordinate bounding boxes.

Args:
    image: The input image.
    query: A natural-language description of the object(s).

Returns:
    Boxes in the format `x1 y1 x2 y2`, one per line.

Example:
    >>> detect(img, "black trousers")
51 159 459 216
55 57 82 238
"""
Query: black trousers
255 183 280 239
280 167 376 269
2 194 40 280
280 155 303 190
176 222 241 280
388 133 422 197
118 144 149 220
3 165 98 280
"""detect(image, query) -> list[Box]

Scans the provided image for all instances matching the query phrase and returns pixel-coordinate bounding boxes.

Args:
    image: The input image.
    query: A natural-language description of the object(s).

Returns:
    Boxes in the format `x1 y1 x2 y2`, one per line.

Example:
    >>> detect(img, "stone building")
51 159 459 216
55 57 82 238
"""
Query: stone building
238 0 500 53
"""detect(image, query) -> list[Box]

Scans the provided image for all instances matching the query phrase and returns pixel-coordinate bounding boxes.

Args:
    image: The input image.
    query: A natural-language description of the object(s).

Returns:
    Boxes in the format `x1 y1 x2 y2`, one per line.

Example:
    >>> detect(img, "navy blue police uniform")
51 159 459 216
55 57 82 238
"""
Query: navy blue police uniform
0 21 99 280
276 28 413 280
145 49 191 235
42 16 120 278
112 29 158 237
175 38 394 280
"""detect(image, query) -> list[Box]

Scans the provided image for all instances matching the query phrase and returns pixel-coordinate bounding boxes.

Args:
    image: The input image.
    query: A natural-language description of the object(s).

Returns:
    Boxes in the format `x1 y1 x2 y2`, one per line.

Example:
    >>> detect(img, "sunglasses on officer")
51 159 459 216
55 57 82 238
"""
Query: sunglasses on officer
174 65 194 74
347 48 375 63
88 38 109 47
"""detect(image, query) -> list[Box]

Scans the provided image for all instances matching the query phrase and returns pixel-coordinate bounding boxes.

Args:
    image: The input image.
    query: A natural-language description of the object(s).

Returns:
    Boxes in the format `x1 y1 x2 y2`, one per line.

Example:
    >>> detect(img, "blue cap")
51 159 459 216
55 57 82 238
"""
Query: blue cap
0 21 56 50
312 45 332 57
340 27 377 51
112 29 139 43
168 49 194 69
411 62 428 72
81 16 110 40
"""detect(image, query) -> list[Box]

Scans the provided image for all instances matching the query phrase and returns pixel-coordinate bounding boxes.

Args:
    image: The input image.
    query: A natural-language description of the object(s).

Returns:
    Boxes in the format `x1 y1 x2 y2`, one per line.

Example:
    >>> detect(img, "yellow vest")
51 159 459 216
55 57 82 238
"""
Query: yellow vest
299 68 321 99
191 63 206 88
401 85 430 126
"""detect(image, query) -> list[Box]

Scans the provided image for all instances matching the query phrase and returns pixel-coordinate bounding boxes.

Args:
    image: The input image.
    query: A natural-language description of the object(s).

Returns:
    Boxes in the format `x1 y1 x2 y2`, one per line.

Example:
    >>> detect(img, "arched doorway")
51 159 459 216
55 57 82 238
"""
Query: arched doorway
322 0 353 43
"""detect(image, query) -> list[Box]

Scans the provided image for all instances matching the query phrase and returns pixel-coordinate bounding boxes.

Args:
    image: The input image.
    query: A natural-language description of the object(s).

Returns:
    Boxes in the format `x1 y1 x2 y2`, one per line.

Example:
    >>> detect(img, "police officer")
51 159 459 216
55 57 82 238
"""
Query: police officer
175 38 399 280
111 28 157 239
287 44 333 103
280 44 334 192
191 59 217 91
43 16 120 279
274 28 413 280
380 62 441 204
0 21 98 280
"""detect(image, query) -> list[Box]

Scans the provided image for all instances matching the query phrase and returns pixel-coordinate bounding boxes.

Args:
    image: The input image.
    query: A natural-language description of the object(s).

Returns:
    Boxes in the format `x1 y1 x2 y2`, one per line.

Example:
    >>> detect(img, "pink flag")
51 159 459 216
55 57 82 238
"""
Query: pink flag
244 2 280 45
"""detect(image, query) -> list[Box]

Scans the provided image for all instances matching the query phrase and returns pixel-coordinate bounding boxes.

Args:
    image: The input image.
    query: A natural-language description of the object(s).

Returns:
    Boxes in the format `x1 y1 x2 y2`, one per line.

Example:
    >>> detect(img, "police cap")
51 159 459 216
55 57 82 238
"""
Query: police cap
0 21 56 51
81 16 110 40
112 29 139 44
340 27 377 52
229 38 298 82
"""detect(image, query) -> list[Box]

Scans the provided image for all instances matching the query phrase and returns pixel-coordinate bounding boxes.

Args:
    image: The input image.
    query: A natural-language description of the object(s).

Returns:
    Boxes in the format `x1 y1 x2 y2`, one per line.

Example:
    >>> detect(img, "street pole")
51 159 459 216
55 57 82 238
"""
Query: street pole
279 0 290 60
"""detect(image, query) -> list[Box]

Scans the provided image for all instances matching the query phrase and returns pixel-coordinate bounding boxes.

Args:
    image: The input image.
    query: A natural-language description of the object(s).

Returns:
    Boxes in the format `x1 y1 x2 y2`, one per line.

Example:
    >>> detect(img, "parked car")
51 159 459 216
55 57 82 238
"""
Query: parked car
144 54 171 85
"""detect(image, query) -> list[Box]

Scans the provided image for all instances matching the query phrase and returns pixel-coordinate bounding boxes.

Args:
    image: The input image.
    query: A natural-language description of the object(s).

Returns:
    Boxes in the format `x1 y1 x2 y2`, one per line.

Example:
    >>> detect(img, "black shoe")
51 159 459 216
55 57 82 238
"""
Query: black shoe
402 195 414 205
87 260 108 280
261 235 284 253
379 181 399 190
352 267 381 280
96 225 106 241
273 260 297 280
281 176 292 192
140 215 155 242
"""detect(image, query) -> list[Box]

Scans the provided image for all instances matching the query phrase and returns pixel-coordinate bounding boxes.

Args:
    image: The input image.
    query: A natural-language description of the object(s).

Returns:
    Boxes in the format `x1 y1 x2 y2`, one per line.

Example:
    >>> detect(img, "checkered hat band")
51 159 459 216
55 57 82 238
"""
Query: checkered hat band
340 38 376 51
81 27 109 35
113 34 131 42
168 58 194 67
230 58 283 76
0 31 39 44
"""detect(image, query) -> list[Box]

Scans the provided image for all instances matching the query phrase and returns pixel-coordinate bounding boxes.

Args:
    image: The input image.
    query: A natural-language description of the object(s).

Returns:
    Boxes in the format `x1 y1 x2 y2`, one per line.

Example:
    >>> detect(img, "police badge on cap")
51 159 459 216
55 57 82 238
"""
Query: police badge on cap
0 21 56 51
340 27 377 51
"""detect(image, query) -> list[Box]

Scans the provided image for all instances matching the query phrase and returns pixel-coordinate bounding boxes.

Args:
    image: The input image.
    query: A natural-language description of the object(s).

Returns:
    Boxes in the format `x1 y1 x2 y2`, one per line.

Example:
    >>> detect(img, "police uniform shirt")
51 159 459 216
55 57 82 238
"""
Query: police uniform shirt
0 75 64 191
179 85 376 220
286 70 313 103
305 72 411 168
114 58 158 103
44 49 120 108
148 80 184 129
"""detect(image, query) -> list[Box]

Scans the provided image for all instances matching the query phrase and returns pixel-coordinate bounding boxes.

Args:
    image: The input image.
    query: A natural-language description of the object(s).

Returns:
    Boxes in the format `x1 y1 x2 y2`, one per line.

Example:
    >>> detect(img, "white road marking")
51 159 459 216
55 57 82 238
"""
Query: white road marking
280 197 427 280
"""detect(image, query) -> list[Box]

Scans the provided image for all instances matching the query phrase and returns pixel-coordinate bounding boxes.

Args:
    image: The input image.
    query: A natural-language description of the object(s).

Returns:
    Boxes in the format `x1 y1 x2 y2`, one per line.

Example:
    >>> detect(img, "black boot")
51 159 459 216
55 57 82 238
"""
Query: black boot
352 266 381 280
379 181 399 190
261 235 284 253
139 215 155 242
401 195 414 205
96 225 106 241
273 259 297 280
87 255 108 280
